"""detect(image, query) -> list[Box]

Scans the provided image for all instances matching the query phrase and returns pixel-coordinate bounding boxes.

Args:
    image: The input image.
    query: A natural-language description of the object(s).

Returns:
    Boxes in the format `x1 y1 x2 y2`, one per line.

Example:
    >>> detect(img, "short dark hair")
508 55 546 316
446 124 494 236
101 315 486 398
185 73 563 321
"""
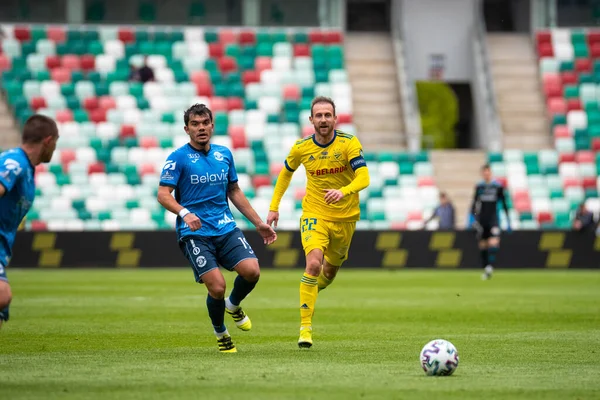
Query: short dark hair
22 114 58 144
184 103 213 126
481 163 491 171
310 96 336 116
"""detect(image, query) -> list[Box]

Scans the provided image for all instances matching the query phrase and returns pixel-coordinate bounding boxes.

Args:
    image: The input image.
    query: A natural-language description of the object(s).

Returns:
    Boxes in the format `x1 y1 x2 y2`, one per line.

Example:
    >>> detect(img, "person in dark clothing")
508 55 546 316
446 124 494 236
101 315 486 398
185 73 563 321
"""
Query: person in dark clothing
573 202 596 233
424 192 456 230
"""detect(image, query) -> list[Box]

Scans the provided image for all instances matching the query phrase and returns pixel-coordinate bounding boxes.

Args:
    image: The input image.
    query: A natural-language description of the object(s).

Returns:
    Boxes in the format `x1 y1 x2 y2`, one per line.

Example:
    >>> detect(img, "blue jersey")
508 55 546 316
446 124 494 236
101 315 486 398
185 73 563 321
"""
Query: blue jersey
0 148 36 264
160 143 239 240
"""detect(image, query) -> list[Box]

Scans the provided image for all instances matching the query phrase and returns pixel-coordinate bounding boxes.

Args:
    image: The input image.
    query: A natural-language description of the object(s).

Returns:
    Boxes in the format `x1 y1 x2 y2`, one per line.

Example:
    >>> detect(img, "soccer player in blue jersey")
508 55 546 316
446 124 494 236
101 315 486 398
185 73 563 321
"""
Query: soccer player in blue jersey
157 104 277 353
0 115 59 328
470 164 511 280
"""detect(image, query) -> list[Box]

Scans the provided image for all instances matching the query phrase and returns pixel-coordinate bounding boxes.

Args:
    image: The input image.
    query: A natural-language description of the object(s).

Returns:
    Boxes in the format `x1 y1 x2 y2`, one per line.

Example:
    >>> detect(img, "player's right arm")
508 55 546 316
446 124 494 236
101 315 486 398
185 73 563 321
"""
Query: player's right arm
267 143 301 227
156 154 201 231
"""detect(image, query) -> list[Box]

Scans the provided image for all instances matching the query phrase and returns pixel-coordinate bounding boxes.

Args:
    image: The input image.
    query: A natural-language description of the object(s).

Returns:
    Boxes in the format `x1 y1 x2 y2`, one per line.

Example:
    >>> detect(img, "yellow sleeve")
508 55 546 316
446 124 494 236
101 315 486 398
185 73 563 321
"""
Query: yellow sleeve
340 165 370 196
270 143 300 211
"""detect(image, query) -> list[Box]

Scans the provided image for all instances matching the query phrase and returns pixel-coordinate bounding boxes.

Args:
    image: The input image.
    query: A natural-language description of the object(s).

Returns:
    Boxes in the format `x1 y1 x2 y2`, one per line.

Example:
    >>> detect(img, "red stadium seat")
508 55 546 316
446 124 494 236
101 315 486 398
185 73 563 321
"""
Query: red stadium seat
567 98 582 112
208 43 223 58
559 153 576 163
513 189 530 202
62 55 81 70
120 124 136 139
80 55 95 71
14 26 31 42
140 137 158 149
536 211 553 224
51 68 71 83
242 70 260 84
324 31 343 44
238 31 256 45
30 96 47 111
118 29 135 43
515 198 532 213
538 43 554 57
210 97 228 112
190 70 210 85
0 55 11 71
407 210 423 221
553 125 571 138
495 176 508 188
255 57 271 73
88 162 105 175
591 43 600 59
592 138 600 151
47 27 66 42
269 162 284 177
252 175 271 189
90 108 107 123
61 149 76 165
55 110 73 123
219 29 237 45
308 30 325 43
563 177 581 188
293 44 310 57
35 164 47 174
575 58 592 73
139 163 156 175
391 222 407 230
283 84 300 100
219 56 237 73
83 97 99 111
583 177 597 189
536 31 552 44
98 96 116 110
195 82 213 97
544 83 563 98
576 151 595 163
302 125 314 137
561 71 578 85
229 126 247 149
227 97 244 111
417 177 435 187
547 97 567 115
46 55 61 69
337 113 352 124
294 187 306 201
30 221 48 231
588 31 600 44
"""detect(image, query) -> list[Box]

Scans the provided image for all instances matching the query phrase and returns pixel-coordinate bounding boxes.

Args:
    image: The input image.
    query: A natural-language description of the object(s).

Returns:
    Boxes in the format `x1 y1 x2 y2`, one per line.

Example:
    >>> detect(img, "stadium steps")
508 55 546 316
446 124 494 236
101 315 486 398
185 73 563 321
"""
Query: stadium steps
344 33 405 151
0 97 19 149
488 34 551 150
430 150 487 227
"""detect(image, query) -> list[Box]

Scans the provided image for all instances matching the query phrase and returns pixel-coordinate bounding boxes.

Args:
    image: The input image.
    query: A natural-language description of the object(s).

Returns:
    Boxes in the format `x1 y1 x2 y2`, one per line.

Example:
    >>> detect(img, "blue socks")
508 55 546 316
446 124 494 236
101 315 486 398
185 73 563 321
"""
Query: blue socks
488 246 499 266
0 305 9 322
206 294 226 334
228 275 257 307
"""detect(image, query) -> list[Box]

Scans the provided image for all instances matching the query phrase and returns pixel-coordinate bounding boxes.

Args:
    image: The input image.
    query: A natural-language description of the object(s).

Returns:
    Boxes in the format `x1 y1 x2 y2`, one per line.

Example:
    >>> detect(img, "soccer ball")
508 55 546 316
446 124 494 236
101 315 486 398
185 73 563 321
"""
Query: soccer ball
419 339 459 376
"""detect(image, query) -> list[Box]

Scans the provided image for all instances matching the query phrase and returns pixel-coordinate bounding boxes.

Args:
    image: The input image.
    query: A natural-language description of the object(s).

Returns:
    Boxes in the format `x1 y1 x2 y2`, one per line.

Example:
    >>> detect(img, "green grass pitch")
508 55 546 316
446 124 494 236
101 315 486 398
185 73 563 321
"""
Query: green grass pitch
1 268 599 400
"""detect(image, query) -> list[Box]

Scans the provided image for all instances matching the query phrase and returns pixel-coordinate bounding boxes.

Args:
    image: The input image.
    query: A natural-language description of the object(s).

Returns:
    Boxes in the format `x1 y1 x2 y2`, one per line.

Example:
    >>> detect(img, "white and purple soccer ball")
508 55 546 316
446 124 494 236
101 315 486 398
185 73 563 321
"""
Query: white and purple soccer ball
419 339 459 376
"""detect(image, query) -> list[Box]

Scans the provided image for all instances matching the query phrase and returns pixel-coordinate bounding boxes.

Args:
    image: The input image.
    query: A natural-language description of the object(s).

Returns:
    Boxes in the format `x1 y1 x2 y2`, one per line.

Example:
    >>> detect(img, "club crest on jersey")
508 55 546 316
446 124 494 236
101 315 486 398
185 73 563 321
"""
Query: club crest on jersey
214 151 224 161
334 149 342 160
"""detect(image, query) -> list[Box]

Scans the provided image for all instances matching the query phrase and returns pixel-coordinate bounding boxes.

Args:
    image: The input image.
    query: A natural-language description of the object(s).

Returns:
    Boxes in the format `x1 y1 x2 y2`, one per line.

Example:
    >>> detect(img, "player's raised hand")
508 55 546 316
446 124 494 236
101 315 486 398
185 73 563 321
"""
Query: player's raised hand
266 210 279 228
183 213 202 231
256 222 277 245
324 189 344 204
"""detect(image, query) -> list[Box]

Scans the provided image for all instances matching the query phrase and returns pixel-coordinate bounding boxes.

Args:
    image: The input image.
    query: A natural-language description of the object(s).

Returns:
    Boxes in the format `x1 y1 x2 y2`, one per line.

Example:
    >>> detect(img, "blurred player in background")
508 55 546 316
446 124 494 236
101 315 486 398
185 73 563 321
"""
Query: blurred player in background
0 115 59 328
267 96 370 348
470 164 510 280
157 104 277 353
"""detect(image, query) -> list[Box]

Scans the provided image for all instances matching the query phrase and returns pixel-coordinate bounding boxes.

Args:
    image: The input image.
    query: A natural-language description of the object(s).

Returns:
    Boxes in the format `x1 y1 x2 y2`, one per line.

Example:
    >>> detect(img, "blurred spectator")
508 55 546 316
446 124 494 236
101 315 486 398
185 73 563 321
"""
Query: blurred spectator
424 192 455 230
572 202 596 233
138 56 155 83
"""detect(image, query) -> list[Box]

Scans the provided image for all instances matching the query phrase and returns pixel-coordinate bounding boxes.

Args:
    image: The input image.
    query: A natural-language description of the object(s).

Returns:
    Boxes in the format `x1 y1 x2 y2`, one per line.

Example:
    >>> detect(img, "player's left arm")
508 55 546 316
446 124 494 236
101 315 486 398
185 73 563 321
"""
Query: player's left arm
498 185 511 229
0 183 5 198
324 137 370 204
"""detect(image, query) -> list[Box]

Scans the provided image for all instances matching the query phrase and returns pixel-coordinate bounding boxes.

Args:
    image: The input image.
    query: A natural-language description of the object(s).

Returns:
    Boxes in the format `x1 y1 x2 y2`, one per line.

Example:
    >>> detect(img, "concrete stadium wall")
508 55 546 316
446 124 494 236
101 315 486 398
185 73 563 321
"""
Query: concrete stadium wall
10 231 600 269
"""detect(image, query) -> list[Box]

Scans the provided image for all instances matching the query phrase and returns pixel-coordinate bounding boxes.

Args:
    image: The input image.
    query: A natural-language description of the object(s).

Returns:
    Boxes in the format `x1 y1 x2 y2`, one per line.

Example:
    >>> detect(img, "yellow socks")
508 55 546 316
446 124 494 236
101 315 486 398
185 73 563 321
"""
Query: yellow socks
300 273 318 327
317 270 333 292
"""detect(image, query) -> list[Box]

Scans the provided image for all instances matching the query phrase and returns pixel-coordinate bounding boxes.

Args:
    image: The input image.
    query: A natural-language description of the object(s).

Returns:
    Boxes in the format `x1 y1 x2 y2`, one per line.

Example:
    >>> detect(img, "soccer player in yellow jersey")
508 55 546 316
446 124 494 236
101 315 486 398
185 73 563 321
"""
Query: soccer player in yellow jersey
267 96 370 348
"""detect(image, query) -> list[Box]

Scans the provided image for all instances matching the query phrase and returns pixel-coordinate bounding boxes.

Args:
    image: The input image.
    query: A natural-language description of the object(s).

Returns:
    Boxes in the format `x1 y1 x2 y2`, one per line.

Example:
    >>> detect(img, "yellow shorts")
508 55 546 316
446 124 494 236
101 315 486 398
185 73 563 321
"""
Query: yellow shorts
300 214 357 267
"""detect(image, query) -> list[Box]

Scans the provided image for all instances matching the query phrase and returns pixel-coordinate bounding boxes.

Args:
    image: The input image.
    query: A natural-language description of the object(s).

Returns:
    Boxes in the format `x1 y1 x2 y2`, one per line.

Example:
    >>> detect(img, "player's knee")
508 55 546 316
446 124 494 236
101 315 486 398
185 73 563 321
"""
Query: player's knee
305 259 321 276
206 282 226 299
0 283 12 309
323 267 338 280
243 268 260 283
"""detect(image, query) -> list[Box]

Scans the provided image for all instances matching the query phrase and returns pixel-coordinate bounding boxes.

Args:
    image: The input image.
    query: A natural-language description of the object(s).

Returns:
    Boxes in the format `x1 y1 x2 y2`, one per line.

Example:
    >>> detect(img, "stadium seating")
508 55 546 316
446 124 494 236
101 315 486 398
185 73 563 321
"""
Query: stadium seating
495 27 600 229
0 24 440 231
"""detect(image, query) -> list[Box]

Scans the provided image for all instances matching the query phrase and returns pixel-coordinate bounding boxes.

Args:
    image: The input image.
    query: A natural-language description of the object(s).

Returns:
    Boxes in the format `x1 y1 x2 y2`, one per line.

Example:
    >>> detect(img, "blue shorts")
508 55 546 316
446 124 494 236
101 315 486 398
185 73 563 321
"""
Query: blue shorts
179 227 257 283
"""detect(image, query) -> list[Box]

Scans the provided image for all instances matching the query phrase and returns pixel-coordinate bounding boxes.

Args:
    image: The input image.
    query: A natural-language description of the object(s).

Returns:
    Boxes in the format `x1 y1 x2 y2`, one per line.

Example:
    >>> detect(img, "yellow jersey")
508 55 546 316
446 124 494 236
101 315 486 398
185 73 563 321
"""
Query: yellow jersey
282 130 368 222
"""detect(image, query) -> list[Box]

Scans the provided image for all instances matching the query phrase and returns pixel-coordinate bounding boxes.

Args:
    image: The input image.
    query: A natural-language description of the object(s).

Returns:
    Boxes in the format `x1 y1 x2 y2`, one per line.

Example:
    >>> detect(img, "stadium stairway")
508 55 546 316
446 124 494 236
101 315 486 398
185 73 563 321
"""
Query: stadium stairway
430 149 486 227
344 32 405 151
488 34 551 150
0 96 20 149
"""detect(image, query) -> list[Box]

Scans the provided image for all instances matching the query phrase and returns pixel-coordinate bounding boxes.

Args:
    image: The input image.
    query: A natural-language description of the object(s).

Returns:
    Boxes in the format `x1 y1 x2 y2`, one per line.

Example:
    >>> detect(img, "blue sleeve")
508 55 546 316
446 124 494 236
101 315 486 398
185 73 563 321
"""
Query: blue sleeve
159 152 181 188
228 150 238 183
0 153 25 192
